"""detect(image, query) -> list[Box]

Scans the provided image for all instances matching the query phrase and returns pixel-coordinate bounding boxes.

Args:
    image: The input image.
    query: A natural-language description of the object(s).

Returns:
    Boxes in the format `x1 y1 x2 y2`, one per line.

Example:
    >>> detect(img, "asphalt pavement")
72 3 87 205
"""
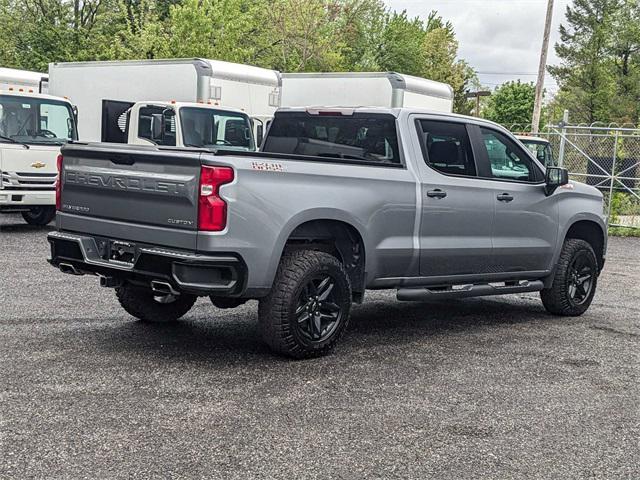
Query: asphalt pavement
1 214 639 479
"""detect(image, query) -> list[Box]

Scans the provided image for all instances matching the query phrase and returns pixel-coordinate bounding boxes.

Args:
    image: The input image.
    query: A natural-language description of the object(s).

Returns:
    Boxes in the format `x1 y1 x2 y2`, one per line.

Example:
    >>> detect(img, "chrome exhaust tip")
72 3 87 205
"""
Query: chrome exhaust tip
59 262 81 275
150 280 179 296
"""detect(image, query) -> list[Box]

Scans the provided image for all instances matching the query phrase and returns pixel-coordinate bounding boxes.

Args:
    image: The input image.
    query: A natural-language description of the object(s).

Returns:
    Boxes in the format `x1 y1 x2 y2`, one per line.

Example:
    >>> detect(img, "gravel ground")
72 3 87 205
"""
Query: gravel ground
1 214 639 479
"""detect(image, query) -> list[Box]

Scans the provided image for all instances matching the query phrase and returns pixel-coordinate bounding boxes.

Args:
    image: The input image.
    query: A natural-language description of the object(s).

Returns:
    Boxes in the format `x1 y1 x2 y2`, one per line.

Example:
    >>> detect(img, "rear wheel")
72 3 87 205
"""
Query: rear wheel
116 284 196 323
541 239 598 316
259 250 352 359
21 206 56 226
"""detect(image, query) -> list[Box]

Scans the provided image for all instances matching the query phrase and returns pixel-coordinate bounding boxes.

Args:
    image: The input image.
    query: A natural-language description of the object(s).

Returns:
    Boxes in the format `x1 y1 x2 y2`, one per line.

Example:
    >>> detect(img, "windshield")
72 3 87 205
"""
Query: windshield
262 112 401 164
0 95 76 145
180 107 254 150
520 139 555 167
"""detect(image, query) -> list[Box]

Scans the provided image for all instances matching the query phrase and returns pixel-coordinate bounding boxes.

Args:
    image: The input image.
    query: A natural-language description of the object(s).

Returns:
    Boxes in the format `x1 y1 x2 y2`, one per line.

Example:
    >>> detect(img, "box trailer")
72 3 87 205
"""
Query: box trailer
48 58 281 141
0 67 48 93
281 72 454 112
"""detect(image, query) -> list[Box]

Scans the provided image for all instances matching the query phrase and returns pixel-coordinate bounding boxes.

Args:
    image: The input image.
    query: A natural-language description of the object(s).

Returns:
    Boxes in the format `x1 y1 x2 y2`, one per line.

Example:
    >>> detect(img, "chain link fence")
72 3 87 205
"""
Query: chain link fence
508 123 640 232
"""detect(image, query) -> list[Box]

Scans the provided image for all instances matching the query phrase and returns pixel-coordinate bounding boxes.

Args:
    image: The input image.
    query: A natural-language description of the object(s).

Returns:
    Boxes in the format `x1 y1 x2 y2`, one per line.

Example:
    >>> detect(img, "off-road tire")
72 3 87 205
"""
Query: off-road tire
116 284 196 323
541 238 598 316
22 206 56 226
259 250 352 359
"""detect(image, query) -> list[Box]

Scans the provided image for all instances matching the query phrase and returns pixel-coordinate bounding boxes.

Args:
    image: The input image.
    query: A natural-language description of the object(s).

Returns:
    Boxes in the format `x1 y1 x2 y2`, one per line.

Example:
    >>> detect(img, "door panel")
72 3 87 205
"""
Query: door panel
474 126 558 272
420 181 495 276
411 117 495 277
491 181 558 272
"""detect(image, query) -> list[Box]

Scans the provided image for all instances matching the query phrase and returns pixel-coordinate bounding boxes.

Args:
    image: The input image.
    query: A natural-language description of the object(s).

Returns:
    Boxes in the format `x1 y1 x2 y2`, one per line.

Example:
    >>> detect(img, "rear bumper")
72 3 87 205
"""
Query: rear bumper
47 231 247 296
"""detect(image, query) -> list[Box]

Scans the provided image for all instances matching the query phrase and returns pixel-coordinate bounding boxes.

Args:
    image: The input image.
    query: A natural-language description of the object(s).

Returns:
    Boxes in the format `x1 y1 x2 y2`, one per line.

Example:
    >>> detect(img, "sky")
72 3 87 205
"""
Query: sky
384 0 572 94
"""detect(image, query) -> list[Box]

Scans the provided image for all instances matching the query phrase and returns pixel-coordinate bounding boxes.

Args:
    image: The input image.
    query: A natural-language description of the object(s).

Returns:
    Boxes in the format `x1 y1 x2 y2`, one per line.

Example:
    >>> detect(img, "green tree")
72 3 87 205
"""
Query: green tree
0 0 478 115
549 0 622 124
421 12 476 114
483 80 537 127
375 11 426 75
610 0 640 122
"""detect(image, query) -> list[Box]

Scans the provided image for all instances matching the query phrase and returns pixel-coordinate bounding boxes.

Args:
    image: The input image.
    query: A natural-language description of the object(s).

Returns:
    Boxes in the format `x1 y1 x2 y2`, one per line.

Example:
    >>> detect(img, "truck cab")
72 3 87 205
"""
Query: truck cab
105 101 257 151
0 90 77 225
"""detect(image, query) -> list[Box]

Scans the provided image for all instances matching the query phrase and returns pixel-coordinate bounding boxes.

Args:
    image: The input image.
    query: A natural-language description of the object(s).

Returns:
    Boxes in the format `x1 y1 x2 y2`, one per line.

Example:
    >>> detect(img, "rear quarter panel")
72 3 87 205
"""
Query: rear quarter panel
197 154 418 293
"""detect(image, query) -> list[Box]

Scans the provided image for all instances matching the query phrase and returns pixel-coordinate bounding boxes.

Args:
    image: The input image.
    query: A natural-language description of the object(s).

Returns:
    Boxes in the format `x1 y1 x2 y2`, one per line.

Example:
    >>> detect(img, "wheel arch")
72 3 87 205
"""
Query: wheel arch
564 219 606 271
269 211 368 302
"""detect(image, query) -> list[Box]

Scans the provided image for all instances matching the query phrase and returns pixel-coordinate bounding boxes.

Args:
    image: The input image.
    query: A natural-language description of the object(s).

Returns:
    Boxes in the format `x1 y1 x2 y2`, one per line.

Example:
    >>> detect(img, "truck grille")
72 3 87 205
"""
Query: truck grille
1 171 57 191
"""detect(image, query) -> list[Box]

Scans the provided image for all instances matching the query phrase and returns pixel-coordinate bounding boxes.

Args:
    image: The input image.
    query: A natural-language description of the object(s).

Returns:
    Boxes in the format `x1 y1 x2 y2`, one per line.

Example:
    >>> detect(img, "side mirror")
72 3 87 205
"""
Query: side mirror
150 113 164 141
545 166 569 196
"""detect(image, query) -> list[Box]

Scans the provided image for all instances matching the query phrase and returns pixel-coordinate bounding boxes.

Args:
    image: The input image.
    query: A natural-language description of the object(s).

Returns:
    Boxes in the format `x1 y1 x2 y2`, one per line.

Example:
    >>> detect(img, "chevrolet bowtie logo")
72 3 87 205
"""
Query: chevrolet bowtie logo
31 161 46 169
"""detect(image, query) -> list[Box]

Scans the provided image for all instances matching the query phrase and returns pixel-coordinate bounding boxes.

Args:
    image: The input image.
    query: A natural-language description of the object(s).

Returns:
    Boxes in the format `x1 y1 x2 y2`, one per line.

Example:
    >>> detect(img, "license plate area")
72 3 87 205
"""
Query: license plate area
109 240 136 265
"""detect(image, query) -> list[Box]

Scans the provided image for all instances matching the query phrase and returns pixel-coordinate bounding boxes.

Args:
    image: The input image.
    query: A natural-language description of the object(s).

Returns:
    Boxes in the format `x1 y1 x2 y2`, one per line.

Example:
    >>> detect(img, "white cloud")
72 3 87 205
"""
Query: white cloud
384 0 572 91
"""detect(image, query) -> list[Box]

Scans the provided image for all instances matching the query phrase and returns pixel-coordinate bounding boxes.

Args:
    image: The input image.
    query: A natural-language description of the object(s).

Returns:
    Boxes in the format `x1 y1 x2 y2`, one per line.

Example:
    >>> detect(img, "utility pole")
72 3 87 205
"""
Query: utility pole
465 90 491 117
532 0 554 134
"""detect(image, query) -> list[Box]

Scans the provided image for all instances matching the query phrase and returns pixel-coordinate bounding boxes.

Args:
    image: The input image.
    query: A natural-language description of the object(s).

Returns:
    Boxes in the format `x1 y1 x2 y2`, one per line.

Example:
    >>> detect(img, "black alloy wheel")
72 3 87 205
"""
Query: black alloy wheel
541 238 598 316
295 274 343 343
566 251 595 306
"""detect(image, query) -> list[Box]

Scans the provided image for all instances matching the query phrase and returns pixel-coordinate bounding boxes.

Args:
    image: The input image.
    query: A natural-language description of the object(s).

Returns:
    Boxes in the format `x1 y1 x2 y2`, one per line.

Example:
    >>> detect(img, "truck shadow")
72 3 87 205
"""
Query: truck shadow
99 295 554 365
0 223 55 233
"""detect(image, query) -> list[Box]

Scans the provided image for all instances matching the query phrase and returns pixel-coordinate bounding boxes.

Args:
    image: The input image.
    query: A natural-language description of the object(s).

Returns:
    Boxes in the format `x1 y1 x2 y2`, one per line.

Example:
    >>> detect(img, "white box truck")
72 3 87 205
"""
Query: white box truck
1 69 77 225
280 72 454 112
48 58 281 145
0 67 48 93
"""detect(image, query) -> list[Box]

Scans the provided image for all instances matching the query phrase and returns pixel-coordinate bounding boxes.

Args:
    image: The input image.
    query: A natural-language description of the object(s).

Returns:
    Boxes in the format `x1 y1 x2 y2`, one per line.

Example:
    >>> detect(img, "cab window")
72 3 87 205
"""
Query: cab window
480 128 542 182
416 120 477 177
262 112 400 164
137 106 176 146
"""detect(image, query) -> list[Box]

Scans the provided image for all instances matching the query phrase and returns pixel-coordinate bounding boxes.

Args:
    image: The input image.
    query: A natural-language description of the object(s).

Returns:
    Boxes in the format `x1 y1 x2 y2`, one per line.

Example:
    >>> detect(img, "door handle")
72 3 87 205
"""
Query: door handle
427 189 447 199
497 193 514 202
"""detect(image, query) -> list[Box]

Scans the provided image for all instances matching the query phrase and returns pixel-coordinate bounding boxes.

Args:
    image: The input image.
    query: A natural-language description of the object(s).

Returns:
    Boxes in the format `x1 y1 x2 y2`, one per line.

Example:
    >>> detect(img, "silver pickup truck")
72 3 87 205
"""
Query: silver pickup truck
48 107 607 358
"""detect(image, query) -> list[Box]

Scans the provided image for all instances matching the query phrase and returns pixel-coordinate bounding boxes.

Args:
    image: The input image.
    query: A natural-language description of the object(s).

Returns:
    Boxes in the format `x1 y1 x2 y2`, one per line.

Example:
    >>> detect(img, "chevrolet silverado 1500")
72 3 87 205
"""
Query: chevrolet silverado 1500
48 107 607 358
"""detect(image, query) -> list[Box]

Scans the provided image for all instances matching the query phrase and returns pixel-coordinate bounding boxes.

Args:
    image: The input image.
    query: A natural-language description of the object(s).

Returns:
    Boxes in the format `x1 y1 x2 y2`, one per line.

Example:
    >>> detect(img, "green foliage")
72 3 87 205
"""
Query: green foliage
483 81 536 127
0 0 477 112
608 226 640 236
550 0 640 124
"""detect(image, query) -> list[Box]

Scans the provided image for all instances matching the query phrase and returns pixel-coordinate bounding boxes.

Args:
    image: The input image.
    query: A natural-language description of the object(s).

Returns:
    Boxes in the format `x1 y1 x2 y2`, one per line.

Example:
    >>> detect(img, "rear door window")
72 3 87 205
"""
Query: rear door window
416 120 477 177
262 112 401 165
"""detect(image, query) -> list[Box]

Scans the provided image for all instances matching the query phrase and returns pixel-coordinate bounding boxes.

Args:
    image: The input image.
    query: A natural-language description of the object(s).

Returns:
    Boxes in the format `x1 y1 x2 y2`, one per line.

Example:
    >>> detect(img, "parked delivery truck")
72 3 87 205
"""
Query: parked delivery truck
48 58 281 144
1 68 77 225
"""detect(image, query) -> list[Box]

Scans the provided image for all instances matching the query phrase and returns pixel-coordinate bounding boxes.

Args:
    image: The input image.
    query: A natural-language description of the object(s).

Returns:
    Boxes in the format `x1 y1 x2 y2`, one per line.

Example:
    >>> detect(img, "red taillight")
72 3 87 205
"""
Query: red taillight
55 154 63 211
198 165 234 231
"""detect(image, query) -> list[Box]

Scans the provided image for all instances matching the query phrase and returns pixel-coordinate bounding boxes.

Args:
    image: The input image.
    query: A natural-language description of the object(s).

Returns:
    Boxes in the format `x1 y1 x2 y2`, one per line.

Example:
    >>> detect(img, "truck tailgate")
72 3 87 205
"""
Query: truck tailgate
59 143 200 234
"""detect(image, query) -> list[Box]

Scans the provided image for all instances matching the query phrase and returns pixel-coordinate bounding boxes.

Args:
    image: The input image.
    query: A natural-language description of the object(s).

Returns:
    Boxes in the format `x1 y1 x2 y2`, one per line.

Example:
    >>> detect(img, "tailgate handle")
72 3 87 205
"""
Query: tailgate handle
110 154 135 165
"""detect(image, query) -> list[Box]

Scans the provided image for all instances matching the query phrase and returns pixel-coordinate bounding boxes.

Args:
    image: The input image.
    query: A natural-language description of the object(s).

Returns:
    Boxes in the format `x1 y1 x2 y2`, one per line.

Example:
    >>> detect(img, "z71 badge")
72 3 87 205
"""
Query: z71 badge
251 161 285 172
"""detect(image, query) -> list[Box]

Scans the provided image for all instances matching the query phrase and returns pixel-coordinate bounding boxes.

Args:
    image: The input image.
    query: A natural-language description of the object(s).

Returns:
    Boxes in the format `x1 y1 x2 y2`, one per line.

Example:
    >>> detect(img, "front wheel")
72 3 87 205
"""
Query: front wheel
21 206 56 226
116 284 197 323
259 250 352 359
541 238 598 316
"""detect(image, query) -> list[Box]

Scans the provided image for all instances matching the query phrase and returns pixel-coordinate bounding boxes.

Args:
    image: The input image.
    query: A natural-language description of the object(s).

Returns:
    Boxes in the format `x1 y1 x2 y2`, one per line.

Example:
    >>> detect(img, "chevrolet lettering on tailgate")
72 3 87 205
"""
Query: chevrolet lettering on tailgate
65 170 188 196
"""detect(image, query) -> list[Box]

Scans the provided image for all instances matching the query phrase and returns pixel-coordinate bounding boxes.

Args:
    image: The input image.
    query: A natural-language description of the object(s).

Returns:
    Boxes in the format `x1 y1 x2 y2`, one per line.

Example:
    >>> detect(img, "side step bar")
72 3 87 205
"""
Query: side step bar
397 280 544 301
